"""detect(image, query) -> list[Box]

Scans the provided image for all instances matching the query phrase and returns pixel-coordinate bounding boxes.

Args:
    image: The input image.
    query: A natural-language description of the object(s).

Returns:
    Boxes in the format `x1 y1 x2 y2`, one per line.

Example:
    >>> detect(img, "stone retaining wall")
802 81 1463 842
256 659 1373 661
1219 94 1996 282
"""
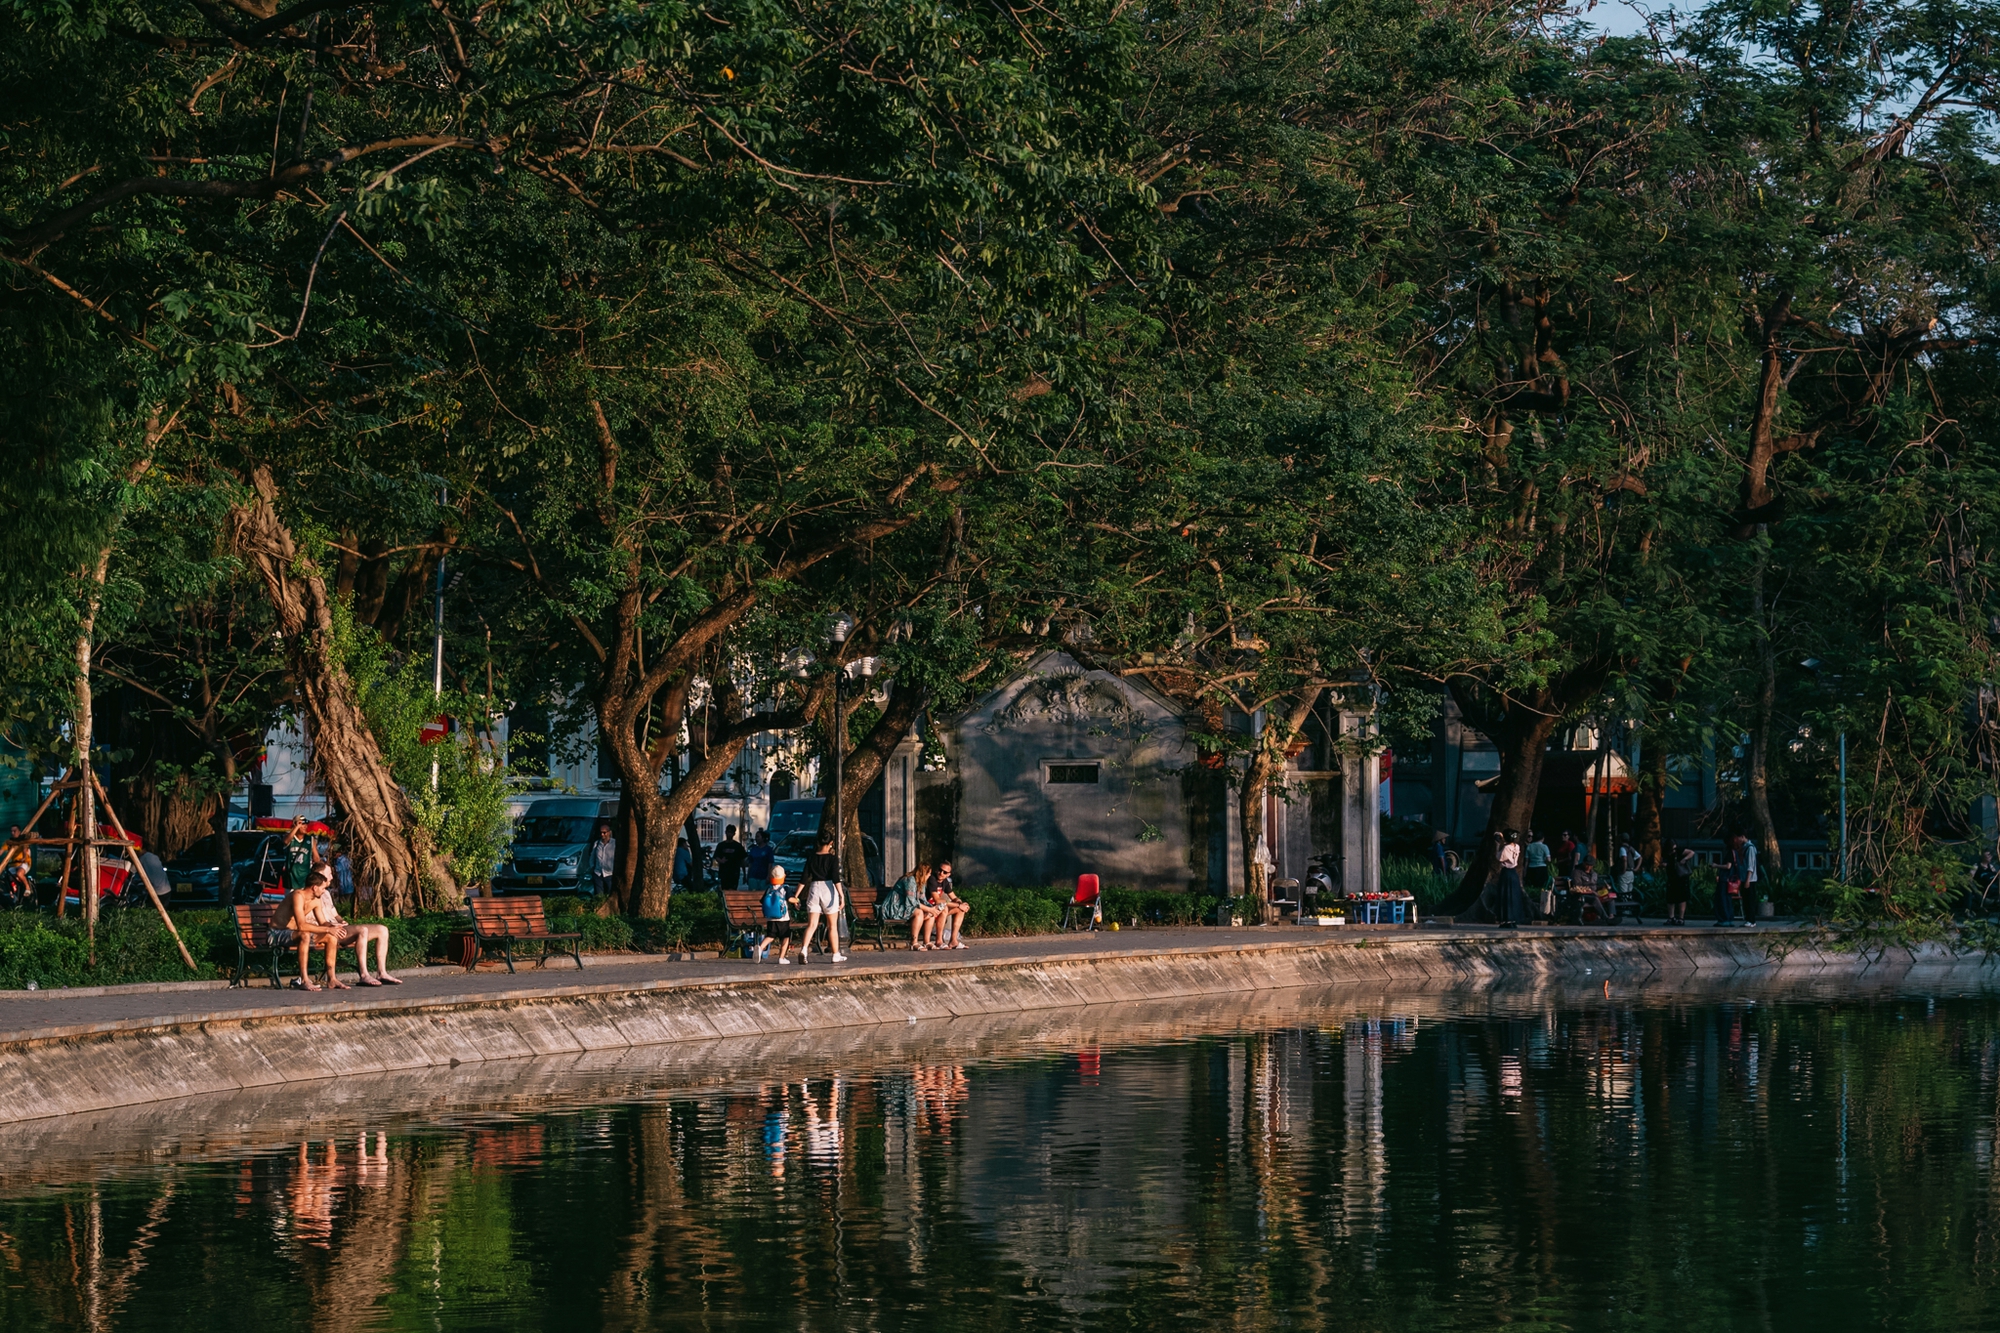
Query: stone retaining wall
0 929 1969 1125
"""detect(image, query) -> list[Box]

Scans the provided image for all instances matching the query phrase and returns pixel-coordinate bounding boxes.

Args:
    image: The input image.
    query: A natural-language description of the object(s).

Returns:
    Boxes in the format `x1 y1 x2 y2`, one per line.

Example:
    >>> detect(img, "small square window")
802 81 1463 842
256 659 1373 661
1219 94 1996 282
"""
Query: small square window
1046 763 1100 785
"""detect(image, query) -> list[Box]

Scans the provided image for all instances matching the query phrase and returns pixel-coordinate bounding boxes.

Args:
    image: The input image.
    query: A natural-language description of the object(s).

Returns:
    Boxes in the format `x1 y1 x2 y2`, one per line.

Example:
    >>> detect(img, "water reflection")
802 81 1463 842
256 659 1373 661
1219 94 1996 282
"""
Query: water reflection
5 984 2000 1330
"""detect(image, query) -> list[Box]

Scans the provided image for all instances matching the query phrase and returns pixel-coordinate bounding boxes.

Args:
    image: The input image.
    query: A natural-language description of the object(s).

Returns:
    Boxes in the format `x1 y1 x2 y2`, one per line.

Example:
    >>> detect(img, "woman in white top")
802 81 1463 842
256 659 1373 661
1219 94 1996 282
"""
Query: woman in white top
1494 830 1527 927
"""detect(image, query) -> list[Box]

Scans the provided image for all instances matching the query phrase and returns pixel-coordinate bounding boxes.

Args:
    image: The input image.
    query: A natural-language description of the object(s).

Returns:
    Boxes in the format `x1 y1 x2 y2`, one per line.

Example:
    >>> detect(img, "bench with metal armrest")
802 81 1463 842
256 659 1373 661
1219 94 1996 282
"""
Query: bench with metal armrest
467 897 582 973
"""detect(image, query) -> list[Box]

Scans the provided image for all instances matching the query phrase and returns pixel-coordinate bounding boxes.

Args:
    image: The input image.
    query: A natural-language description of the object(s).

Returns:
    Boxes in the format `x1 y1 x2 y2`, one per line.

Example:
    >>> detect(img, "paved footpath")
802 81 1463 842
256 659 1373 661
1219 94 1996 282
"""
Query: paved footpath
0 921 1783 1044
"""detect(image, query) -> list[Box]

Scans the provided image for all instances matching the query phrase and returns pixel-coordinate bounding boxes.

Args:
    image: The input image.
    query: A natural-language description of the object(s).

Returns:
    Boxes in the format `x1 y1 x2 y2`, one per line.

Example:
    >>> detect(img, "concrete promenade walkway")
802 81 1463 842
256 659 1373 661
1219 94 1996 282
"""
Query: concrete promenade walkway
0 920 1799 1046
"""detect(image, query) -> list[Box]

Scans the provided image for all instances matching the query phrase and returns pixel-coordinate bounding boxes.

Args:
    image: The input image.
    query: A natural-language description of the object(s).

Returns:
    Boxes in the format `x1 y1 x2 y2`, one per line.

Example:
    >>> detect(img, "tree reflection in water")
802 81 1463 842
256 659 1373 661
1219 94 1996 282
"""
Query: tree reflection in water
1 994 1999 1330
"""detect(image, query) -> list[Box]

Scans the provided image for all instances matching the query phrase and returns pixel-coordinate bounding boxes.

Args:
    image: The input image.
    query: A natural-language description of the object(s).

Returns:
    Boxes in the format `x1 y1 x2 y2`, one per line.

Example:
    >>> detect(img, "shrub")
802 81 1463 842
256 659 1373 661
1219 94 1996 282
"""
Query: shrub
1382 857 1453 908
960 886 1066 935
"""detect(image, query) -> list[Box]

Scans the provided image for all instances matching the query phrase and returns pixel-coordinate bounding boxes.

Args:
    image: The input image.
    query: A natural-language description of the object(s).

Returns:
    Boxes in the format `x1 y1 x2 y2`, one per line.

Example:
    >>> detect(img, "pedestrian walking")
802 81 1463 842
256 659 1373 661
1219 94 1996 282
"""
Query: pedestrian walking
673 836 693 890
591 823 617 898
798 836 847 962
1430 829 1451 877
757 865 795 964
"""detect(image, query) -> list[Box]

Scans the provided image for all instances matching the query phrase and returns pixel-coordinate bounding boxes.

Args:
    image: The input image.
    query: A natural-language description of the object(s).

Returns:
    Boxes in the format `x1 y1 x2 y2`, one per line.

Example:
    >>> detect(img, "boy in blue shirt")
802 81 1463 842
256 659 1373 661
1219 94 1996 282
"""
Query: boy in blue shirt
757 866 795 964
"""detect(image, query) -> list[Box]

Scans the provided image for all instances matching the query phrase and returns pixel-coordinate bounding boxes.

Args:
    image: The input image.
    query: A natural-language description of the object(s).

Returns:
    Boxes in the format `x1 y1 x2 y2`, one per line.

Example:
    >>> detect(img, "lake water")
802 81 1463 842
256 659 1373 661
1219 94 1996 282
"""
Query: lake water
4 978 2000 1330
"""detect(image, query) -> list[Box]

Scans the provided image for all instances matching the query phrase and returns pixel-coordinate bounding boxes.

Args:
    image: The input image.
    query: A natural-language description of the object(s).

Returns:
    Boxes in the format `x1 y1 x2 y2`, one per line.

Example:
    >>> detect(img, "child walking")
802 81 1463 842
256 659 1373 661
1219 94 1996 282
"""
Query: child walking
758 865 796 964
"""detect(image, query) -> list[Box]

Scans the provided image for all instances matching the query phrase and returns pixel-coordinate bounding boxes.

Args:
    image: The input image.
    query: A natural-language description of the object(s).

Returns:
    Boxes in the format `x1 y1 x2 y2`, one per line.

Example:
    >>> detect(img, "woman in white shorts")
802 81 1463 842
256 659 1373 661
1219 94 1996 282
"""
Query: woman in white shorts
797 837 847 962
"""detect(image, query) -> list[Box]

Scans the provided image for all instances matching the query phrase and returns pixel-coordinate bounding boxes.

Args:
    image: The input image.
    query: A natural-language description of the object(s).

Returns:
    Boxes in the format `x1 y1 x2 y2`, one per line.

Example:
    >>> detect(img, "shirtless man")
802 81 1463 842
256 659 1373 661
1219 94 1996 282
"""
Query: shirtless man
272 868 346 991
307 871 400 986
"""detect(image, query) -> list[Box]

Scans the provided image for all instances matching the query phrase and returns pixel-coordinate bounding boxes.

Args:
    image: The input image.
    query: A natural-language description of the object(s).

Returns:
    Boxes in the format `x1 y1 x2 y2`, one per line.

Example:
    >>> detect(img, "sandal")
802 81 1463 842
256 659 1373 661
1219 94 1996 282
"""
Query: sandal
377 975 402 984
357 978 382 987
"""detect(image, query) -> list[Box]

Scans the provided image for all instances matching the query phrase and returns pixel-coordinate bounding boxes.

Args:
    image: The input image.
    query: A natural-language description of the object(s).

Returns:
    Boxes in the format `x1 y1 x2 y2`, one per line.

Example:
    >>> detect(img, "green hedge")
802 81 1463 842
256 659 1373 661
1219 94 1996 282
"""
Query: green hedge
956 885 1226 935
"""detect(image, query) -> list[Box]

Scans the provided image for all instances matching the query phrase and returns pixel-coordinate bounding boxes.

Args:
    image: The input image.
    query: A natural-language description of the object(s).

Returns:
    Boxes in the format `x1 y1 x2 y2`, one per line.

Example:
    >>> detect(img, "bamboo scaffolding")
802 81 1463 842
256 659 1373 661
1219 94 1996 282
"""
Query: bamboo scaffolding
6 767 198 972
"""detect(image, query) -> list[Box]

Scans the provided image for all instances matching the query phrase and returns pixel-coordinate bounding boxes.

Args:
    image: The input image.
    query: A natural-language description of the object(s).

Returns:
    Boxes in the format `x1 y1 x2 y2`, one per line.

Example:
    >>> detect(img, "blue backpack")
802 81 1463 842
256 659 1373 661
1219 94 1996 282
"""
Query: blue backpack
763 887 789 919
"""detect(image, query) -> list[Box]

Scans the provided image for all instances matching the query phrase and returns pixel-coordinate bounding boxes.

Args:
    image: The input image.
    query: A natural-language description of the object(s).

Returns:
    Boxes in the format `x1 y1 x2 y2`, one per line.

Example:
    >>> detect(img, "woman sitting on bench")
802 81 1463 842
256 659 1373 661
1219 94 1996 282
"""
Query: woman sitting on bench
884 863 931 949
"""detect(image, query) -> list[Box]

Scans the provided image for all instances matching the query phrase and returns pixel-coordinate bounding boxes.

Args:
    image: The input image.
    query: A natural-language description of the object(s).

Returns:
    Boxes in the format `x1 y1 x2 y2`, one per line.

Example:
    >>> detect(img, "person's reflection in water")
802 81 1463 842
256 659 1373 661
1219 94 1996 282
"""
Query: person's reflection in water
762 1086 789 1181
803 1078 843 1171
914 1064 969 1140
354 1131 390 1190
287 1141 342 1248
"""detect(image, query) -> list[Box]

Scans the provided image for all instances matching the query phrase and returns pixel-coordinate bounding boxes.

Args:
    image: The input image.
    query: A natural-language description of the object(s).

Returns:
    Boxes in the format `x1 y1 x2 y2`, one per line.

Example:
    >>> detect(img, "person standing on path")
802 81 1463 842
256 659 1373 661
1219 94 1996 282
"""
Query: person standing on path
714 824 748 895
1715 834 1743 926
1494 831 1527 928
1665 842 1695 925
1616 839 1641 899
1738 832 1760 918
745 830 774 886
672 836 693 890
591 823 617 899
1523 831 1551 892
333 842 357 907
1430 829 1451 877
798 837 847 962
283 817 318 895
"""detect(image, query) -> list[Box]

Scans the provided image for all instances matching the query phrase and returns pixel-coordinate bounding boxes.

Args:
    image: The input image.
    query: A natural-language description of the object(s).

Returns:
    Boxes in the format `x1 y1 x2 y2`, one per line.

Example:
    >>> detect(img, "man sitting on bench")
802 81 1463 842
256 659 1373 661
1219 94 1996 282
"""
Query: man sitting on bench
272 867 347 991
307 869 400 986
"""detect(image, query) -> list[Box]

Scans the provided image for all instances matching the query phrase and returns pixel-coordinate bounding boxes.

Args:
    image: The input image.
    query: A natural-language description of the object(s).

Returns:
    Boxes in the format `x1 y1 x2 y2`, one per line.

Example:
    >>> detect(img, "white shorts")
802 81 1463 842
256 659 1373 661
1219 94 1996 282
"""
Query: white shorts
806 882 838 914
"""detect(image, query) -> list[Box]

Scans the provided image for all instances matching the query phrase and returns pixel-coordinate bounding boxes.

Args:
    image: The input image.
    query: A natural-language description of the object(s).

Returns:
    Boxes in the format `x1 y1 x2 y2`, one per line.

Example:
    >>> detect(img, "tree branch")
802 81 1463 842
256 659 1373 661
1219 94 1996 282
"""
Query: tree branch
7 135 500 252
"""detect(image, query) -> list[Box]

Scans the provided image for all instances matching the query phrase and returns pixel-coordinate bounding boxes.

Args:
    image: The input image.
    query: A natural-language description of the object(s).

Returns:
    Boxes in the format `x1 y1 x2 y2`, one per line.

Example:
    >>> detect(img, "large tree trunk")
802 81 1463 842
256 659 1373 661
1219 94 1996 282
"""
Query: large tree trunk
1441 686 1564 915
816 680 929 892
1634 734 1667 870
230 465 452 914
198 705 240 900
1747 527 1782 897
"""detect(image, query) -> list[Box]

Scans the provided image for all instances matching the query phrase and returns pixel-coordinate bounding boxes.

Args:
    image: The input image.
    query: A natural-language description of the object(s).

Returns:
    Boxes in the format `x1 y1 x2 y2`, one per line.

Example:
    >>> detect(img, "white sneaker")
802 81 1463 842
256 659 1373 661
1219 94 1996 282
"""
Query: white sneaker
831 953 848 962
778 957 794 965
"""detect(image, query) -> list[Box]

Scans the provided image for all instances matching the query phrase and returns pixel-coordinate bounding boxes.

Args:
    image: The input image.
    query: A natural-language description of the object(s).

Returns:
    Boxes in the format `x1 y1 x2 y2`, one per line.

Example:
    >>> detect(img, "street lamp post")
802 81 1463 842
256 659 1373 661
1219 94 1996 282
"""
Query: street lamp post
1803 659 1849 882
431 488 448 793
829 615 852 884
1839 730 1849 882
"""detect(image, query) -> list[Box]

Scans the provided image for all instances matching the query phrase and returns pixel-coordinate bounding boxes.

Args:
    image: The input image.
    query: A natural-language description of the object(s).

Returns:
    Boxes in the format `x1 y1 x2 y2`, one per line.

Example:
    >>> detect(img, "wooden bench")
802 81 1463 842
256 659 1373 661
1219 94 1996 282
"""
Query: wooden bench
721 888 769 947
468 897 582 973
848 895 893 950
233 902 356 988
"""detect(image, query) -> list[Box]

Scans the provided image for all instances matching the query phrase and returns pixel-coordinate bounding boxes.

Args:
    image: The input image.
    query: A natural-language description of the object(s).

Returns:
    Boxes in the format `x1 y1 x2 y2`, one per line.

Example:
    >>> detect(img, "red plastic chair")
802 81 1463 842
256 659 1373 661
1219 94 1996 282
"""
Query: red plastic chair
1063 874 1102 931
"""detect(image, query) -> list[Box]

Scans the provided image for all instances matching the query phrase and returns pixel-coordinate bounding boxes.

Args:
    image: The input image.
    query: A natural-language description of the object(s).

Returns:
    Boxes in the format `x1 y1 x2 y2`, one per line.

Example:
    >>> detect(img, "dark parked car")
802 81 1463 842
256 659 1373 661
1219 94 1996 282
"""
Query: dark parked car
160 832 284 905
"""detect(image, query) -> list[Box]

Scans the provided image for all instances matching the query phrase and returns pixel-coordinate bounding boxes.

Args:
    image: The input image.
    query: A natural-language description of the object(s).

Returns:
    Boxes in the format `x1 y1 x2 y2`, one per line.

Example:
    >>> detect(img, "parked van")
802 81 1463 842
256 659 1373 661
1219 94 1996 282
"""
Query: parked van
495 797 619 894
